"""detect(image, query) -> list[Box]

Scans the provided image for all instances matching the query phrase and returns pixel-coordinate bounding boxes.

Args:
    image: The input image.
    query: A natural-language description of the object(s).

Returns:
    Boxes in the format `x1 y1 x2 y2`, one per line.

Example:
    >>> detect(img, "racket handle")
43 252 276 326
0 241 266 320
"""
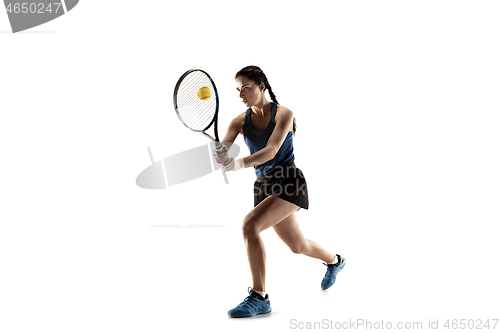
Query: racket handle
214 142 229 184
215 142 229 184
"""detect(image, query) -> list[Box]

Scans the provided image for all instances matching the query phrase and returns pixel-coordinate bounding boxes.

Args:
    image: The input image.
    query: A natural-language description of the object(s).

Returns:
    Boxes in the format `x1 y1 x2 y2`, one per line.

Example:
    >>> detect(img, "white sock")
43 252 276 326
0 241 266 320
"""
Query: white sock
254 290 267 298
328 254 338 265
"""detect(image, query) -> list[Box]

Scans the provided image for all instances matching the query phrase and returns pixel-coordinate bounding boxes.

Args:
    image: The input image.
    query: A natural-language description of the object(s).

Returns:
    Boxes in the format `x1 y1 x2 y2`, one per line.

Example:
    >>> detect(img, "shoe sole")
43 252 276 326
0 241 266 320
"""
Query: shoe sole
228 309 272 318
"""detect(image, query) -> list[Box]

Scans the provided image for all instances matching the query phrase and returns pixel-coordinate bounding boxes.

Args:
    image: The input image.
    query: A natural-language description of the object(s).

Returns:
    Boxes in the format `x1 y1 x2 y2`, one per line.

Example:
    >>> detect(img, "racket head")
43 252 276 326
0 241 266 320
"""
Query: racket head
173 69 220 140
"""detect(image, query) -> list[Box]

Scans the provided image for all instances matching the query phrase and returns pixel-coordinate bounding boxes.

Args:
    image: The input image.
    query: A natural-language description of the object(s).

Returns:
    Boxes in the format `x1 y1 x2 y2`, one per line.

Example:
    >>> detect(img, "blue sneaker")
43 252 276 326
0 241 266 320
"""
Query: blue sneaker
321 254 346 290
227 287 272 318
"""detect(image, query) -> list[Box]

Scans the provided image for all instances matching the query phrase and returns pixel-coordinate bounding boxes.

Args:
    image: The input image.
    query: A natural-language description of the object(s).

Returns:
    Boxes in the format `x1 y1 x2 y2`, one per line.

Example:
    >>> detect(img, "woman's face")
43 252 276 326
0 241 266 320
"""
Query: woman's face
235 76 264 107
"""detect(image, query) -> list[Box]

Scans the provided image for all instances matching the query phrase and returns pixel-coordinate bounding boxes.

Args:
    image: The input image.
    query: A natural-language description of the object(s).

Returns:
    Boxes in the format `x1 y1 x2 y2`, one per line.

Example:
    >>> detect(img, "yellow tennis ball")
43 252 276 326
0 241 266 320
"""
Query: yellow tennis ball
197 86 211 101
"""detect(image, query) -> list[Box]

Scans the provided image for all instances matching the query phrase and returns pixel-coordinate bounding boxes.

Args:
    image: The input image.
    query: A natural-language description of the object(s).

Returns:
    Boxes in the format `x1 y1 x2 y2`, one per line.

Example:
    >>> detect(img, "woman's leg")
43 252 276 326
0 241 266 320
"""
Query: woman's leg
273 213 335 263
243 195 300 292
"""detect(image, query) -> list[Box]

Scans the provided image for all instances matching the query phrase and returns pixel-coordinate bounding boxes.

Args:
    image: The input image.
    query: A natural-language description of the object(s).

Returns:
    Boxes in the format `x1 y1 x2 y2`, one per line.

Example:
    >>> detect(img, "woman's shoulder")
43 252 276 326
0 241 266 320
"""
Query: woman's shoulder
275 104 293 118
232 110 247 123
231 111 247 135
237 110 248 119
274 105 294 133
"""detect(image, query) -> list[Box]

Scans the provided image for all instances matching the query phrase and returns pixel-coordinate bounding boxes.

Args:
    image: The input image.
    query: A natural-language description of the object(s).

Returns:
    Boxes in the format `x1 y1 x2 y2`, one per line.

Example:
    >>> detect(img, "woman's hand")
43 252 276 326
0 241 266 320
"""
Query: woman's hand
213 144 229 164
222 158 244 172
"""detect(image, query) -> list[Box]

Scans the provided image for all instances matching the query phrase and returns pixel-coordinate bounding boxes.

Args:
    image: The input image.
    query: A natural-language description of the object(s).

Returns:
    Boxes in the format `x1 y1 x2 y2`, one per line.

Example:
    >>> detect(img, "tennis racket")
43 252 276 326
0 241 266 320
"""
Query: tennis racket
173 69 229 184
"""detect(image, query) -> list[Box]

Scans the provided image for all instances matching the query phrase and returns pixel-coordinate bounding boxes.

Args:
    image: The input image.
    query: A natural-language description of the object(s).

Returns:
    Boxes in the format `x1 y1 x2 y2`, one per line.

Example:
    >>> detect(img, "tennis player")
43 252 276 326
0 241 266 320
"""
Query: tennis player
214 66 346 318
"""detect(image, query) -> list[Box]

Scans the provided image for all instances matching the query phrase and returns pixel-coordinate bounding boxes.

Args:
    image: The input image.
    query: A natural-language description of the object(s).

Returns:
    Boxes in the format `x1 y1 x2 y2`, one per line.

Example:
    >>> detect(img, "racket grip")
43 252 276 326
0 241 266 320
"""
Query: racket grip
215 143 229 184
215 142 228 155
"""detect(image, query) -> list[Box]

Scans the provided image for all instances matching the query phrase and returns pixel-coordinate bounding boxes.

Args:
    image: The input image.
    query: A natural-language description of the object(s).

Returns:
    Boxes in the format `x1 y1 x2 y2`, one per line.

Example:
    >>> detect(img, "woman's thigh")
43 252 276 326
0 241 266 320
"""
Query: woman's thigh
243 195 299 235
272 213 307 254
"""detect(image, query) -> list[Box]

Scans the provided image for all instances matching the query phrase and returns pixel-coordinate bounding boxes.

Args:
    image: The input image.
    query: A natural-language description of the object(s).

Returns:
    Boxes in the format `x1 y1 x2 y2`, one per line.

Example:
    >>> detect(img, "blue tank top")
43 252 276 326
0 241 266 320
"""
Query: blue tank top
243 102 295 175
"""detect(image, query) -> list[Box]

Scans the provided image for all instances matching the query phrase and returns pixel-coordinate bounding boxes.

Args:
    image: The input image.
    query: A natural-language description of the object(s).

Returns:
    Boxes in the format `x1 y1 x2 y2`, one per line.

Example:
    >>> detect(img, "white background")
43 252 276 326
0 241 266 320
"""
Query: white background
1 1 499 332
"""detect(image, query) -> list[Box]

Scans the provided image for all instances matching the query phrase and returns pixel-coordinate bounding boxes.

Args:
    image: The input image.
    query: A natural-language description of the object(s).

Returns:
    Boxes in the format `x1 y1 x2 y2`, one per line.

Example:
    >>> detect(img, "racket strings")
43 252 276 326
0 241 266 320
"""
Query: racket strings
176 71 217 131
185 84 216 129
178 73 207 108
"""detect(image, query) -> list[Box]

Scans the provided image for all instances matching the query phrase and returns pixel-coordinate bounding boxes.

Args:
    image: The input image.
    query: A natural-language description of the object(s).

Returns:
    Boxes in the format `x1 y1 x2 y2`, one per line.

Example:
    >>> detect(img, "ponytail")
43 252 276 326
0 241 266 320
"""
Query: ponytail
264 77 296 136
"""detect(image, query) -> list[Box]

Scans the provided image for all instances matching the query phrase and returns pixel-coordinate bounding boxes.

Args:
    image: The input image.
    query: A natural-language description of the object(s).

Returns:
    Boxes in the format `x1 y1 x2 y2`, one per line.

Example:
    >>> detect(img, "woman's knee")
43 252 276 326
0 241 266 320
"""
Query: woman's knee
242 213 260 239
289 242 306 254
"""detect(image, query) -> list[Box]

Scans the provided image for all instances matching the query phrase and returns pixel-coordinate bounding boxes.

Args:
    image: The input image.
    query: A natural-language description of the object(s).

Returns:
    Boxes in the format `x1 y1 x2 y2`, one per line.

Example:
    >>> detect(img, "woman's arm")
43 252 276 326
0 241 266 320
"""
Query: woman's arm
242 107 294 168
219 112 245 151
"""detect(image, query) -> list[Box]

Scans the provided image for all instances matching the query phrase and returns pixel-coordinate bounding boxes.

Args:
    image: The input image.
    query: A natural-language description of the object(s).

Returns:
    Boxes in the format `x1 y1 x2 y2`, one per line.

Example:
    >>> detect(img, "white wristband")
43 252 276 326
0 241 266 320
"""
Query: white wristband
234 158 245 171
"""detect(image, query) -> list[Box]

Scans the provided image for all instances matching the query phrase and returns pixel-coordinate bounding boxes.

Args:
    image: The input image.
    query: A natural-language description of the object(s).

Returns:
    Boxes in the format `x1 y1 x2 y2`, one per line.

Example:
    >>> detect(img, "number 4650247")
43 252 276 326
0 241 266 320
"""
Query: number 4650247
6 3 62 14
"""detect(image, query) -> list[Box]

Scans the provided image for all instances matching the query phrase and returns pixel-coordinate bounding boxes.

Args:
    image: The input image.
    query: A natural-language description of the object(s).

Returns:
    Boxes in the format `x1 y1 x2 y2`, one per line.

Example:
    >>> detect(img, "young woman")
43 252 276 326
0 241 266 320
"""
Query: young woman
213 66 346 318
